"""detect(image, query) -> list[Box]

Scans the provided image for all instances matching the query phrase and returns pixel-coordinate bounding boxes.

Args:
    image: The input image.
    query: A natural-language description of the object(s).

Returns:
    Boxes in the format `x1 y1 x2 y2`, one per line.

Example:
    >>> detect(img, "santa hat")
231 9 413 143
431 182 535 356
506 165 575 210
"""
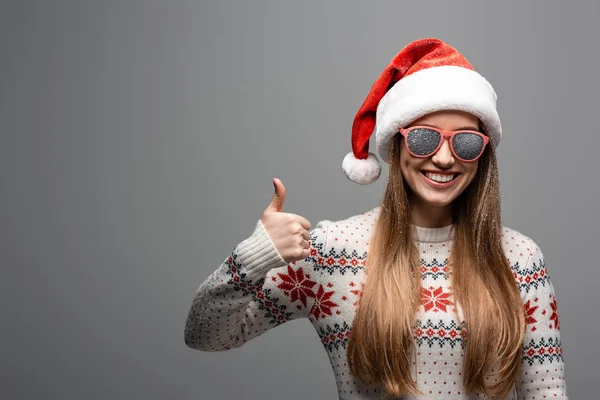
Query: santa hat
342 38 502 185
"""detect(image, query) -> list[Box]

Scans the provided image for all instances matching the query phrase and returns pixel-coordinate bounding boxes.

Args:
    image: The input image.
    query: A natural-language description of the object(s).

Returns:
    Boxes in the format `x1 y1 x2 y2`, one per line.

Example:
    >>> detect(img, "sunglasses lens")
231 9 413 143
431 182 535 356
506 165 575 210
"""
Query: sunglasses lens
406 128 441 156
452 133 484 160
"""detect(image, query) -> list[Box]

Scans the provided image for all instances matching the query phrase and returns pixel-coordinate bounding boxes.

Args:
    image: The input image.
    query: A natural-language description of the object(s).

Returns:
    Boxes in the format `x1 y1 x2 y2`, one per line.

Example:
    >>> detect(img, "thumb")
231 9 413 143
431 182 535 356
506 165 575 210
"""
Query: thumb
265 178 286 213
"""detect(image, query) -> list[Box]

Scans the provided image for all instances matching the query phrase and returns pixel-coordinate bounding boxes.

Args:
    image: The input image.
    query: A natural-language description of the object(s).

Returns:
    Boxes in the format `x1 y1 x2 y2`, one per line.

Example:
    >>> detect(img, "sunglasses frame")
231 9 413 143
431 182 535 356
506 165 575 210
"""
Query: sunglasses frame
398 125 490 162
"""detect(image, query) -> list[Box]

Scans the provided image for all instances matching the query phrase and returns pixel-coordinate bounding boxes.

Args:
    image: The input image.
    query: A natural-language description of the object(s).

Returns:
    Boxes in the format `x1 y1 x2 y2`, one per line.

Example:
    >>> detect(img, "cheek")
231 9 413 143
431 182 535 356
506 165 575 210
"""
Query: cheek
400 153 417 180
471 160 479 175
399 144 418 171
463 161 479 182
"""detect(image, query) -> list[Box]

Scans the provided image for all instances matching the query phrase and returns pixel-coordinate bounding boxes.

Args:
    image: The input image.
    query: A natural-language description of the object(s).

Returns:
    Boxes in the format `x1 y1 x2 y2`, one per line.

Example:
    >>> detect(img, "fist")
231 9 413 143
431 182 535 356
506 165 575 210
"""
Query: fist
261 178 312 264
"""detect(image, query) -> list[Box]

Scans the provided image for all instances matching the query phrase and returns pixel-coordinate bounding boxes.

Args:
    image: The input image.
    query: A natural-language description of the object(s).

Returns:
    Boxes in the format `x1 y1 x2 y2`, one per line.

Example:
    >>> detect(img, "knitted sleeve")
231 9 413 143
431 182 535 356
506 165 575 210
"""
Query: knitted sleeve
184 218 329 351
515 240 569 399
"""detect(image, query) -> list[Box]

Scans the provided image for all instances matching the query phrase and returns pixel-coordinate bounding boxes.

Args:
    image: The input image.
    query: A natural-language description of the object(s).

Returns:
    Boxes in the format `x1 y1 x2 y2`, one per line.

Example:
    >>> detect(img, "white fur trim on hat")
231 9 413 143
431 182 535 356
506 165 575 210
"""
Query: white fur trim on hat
342 151 381 185
375 65 502 164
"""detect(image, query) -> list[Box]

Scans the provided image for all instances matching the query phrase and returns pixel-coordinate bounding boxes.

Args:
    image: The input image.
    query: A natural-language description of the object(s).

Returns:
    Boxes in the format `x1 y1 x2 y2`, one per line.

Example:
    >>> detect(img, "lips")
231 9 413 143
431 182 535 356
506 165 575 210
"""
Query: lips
420 171 459 182
420 171 460 188
420 170 459 176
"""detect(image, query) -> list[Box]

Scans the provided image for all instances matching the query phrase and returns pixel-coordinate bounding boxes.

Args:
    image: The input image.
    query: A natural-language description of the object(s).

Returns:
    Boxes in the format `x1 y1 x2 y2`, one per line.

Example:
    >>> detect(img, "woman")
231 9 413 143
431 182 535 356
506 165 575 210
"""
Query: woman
184 38 568 399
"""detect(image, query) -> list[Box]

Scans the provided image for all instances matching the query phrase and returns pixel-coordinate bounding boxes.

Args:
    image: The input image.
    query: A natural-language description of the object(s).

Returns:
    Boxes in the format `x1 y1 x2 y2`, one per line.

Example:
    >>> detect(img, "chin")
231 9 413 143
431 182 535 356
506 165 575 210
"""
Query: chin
423 198 456 207
415 191 458 207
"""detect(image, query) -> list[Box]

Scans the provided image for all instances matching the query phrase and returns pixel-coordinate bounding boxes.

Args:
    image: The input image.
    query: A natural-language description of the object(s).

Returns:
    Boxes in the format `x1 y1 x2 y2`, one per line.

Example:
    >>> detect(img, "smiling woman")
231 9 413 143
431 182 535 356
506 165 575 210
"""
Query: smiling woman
184 38 568 400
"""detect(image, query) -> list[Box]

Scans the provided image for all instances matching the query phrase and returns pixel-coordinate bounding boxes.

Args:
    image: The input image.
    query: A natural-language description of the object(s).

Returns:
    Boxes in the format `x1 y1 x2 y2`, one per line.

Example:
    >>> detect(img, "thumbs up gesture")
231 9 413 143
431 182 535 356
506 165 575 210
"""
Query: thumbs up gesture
261 178 312 264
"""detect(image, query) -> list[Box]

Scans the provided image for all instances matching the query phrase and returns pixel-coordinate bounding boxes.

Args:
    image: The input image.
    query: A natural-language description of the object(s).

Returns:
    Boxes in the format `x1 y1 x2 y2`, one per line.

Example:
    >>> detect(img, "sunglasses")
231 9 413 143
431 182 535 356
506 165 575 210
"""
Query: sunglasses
398 126 490 162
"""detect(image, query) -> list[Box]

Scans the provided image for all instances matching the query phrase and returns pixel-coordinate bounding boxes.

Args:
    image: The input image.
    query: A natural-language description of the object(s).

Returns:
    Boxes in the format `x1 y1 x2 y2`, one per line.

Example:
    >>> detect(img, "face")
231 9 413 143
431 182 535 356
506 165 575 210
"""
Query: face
399 110 482 208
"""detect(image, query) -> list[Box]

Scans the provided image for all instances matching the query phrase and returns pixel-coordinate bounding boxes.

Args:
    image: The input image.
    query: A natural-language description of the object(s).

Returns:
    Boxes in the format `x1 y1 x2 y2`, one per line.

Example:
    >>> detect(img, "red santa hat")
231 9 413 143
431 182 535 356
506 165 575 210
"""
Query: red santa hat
342 38 502 185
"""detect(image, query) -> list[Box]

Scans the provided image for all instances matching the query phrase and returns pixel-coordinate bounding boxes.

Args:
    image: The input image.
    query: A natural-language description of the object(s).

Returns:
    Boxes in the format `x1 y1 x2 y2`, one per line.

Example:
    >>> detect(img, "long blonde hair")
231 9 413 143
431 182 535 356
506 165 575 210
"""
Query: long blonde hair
346 125 525 398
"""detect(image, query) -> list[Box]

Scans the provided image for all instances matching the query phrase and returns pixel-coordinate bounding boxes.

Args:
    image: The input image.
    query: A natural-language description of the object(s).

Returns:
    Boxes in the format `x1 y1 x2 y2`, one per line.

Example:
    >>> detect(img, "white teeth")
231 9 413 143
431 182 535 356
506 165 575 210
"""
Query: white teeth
424 172 455 183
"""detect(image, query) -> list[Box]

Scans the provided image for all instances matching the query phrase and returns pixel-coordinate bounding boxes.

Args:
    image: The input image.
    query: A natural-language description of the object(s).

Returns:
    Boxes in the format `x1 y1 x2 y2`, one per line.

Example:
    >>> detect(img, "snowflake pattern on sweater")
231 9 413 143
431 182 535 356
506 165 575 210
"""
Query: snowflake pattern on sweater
184 206 568 400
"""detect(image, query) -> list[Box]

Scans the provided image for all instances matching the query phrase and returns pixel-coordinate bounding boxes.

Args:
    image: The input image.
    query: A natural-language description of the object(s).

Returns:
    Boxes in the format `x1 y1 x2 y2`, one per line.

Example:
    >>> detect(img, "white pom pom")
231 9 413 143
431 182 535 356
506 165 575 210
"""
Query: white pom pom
342 152 381 185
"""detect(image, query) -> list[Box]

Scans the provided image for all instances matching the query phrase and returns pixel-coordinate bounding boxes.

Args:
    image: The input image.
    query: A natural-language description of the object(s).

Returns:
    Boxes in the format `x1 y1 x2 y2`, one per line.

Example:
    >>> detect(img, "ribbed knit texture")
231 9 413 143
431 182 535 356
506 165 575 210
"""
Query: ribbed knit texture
184 206 568 400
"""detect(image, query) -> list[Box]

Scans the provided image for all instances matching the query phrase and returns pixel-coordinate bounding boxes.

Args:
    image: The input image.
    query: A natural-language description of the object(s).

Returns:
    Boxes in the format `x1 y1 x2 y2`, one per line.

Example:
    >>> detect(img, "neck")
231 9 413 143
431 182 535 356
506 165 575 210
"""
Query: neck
409 196 454 228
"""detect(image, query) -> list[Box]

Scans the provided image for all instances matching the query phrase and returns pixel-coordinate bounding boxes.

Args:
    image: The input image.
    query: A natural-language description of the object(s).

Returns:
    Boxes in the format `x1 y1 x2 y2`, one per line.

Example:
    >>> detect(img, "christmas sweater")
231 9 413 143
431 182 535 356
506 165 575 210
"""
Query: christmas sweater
184 206 568 400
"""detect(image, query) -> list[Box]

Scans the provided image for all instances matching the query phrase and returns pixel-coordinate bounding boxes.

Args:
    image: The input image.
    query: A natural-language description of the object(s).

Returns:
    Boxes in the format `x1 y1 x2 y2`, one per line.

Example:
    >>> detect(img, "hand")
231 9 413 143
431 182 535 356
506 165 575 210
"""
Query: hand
261 178 312 263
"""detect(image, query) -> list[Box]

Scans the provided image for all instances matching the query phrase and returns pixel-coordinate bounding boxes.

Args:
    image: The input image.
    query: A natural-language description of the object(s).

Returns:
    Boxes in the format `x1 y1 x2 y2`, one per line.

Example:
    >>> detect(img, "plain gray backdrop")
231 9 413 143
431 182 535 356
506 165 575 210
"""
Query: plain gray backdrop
1 0 598 399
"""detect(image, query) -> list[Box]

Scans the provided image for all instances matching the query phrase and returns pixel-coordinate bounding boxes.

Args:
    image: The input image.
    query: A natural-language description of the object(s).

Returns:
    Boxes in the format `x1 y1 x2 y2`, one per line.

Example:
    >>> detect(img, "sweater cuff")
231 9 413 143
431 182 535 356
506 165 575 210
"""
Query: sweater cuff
235 219 289 283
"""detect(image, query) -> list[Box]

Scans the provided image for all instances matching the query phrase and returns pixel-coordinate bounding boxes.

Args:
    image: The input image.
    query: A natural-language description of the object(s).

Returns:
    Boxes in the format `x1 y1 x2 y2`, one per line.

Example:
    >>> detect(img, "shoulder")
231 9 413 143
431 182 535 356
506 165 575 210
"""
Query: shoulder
311 206 380 257
500 225 544 266
500 225 549 290
324 206 381 227
315 206 380 236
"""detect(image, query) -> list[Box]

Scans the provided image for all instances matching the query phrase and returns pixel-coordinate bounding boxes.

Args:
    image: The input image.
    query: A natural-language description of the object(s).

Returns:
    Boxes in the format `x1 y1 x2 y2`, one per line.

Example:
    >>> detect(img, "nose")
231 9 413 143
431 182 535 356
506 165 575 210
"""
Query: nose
431 137 455 167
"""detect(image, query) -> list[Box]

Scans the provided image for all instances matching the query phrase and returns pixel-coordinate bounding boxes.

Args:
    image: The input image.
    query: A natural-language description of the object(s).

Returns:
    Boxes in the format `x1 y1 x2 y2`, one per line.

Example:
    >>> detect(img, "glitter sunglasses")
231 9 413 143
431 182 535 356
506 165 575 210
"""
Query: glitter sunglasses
398 126 490 162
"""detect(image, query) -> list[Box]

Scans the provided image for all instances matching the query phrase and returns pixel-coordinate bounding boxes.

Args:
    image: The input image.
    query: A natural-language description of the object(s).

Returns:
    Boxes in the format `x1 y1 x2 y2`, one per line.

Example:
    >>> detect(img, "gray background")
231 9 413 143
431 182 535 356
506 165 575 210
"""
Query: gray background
1 0 597 399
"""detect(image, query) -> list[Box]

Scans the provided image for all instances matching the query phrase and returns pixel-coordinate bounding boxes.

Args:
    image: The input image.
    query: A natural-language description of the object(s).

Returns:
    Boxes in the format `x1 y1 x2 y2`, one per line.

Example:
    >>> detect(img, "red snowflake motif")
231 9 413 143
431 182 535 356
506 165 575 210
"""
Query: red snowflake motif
351 282 365 306
420 286 454 312
549 295 560 330
524 299 539 325
276 266 317 307
310 284 338 320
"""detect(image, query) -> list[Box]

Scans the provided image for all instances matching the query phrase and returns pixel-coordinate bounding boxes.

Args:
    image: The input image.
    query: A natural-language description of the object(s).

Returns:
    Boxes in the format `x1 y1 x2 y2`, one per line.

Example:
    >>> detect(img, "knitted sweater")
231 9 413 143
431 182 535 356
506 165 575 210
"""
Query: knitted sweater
184 206 568 400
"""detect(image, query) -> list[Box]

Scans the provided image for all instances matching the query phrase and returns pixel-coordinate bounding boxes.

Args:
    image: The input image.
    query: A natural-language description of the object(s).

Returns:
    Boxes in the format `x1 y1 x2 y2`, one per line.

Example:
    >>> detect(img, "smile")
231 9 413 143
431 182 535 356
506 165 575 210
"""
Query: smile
420 171 460 187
